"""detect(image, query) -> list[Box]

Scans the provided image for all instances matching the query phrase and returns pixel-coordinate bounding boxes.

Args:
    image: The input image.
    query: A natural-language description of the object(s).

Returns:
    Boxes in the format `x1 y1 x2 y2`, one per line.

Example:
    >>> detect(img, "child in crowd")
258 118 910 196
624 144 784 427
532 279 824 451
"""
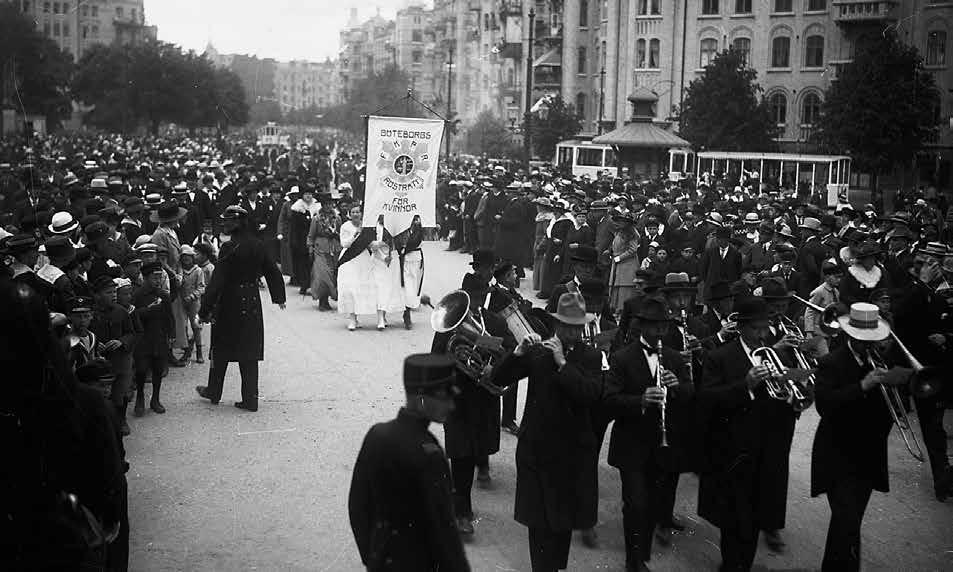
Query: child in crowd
178 245 207 363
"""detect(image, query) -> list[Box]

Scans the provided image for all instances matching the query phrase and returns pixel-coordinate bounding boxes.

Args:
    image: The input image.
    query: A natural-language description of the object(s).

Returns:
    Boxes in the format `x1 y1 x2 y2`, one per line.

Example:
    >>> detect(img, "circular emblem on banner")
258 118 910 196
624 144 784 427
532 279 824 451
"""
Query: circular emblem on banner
377 139 433 191
394 155 415 176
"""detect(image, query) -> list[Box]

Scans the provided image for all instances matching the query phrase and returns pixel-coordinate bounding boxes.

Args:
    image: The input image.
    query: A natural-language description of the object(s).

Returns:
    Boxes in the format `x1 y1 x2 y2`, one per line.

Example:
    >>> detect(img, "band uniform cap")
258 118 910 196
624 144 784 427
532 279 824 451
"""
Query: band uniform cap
221 205 249 220
550 292 594 326
134 242 159 254
470 249 496 269
570 245 598 264
48 211 79 235
634 296 672 322
838 302 890 341
661 272 695 292
69 296 94 313
733 296 770 323
140 260 164 276
706 280 734 302
403 353 459 394
743 212 761 224
44 235 75 262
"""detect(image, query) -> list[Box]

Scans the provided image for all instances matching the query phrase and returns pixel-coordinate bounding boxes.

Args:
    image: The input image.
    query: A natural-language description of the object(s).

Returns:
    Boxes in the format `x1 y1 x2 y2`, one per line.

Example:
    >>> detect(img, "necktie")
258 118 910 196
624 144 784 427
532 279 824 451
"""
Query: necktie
642 343 658 355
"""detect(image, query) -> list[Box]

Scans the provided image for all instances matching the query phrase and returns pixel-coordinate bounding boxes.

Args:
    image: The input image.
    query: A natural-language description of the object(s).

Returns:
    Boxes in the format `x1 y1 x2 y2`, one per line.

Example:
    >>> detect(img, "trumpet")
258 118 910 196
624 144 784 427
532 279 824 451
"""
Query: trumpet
867 348 926 462
790 294 843 337
750 346 814 412
656 339 669 448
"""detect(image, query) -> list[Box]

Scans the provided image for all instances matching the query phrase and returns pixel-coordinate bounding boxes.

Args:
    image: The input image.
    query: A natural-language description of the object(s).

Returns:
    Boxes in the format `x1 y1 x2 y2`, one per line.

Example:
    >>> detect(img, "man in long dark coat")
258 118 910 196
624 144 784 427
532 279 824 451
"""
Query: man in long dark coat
195 205 286 413
495 186 535 276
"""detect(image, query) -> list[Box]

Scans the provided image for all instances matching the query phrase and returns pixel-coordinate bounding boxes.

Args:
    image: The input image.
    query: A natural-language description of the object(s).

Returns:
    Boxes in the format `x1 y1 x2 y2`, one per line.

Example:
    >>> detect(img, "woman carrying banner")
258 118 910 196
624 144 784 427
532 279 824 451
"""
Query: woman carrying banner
337 204 376 331
368 214 406 330
395 215 425 329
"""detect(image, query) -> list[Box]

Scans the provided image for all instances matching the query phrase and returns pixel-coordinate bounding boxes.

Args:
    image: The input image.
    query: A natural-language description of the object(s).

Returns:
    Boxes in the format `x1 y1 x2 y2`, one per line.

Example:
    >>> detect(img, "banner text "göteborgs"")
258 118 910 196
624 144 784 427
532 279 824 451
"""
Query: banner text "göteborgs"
379 129 432 140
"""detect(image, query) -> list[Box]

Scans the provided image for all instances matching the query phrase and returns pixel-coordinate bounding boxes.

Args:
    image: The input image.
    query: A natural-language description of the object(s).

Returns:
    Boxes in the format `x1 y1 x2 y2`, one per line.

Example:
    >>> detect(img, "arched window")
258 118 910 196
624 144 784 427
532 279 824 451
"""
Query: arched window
577 47 587 73
769 92 787 125
772 36 790 67
636 39 647 68
732 37 751 65
576 93 587 118
507 68 515 87
579 0 589 27
801 93 821 125
649 39 660 68
926 30 947 66
805 35 825 67
700 38 718 67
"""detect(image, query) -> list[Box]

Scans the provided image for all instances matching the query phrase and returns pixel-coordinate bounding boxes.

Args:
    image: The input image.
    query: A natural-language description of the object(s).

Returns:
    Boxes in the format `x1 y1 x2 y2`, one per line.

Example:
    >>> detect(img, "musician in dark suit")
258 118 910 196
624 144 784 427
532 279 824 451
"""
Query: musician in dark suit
348 353 470 572
487 261 531 435
546 245 603 314
604 297 693 571
492 293 604 572
612 269 658 351
699 280 735 351
811 303 911 572
699 226 743 301
697 296 799 571
431 274 514 537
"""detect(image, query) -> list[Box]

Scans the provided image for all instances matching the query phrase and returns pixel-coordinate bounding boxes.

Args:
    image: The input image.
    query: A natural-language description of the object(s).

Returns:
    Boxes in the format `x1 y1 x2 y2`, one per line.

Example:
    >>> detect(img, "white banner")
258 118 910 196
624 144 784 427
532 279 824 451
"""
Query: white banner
362 115 444 236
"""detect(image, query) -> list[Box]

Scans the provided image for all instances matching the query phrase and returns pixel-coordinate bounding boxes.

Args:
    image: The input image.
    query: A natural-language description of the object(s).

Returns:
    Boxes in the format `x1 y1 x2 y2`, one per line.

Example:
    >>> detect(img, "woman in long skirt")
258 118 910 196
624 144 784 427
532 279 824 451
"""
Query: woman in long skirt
337 205 377 330
531 198 555 290
395 216 425 329
289 189 320 295
368 215 405 330
607 213 641 314
308 201 341 311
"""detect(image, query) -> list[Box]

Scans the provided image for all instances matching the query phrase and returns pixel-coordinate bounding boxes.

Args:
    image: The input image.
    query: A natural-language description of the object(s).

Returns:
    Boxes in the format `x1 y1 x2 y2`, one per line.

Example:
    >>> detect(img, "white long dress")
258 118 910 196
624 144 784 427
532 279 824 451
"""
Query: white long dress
369 222 406 313
336 221 376 315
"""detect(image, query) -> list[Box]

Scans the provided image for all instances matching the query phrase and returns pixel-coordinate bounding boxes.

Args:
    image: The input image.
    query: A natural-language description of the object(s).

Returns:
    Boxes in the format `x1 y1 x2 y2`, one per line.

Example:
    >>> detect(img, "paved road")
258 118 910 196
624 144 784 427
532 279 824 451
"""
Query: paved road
128 241 952 571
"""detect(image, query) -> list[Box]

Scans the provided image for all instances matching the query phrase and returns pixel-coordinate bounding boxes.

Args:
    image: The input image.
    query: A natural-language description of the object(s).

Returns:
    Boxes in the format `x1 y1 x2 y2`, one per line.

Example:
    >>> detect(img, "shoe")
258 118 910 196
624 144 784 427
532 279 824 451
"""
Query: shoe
318 301 333 311
195 346 204 364
119 418 131 437
195 386 219 405
658 516 686 532
455 517 474 536
476 467 491 487
403 309 412 330
763 529 786 553
502 421 520 435
580 527 599 549
298 287 309 296
347 318 359 331
935 468 953 502
235 401 259 412
377 320 386 331
150 399 166 414
133 394 145 417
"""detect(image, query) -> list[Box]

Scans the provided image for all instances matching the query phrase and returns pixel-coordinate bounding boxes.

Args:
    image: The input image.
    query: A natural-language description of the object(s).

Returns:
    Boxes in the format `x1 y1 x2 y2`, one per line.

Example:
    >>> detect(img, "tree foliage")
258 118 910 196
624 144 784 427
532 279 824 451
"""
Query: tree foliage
815 31 939 176
73 41 248 134
464 110 520 158
523 95 583 160
677 49 778 151
0 4 73 128
318 66 426 134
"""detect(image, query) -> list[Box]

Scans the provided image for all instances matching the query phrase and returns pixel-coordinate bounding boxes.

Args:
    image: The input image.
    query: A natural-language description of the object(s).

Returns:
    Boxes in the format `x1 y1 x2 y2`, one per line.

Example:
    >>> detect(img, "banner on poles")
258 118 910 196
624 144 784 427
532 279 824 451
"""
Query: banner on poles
362 115 444 235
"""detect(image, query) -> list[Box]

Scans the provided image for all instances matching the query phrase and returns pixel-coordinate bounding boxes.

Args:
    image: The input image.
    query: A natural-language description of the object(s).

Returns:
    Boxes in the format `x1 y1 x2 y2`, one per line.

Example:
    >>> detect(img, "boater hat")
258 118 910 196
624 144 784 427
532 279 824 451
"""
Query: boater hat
48 211 79 234
838 302 890 342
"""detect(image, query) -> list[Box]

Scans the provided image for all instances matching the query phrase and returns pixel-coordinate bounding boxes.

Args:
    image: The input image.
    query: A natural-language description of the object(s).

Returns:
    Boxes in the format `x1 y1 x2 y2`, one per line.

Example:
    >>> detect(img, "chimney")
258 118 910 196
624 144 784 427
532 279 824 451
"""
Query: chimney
627 87 658 123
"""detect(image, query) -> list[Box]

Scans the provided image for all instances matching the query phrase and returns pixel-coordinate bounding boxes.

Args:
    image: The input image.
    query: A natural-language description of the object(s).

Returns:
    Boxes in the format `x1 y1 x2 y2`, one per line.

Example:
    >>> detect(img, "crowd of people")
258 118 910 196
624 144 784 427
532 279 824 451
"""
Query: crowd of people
1 129 951 571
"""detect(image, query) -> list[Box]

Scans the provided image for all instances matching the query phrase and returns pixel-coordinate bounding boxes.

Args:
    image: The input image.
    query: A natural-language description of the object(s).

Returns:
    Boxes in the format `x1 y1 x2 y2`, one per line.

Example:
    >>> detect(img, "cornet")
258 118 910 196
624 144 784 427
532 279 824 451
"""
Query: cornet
750 345 814 412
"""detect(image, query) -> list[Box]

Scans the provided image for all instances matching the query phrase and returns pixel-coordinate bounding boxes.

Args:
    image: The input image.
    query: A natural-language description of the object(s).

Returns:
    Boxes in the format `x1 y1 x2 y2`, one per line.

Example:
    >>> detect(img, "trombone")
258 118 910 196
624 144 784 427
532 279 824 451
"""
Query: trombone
790 294 843 337
867 348 926 462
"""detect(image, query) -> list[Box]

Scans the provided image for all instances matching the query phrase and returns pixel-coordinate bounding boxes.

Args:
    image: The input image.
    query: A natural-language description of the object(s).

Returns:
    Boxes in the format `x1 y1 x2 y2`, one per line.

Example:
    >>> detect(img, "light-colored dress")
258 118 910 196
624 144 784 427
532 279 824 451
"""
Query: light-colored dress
369 223 405 313
337 221 377 315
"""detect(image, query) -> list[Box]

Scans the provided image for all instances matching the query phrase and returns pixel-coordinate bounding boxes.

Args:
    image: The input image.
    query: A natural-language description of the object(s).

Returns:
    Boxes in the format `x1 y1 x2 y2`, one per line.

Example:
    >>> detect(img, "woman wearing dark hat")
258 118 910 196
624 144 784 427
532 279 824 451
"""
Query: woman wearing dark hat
608 211 642 313
839 240 891 306
347 353 469 572
532 197 555 291
538 199 574 299
491 293 604 572
195 205 286 413
288 186 320 295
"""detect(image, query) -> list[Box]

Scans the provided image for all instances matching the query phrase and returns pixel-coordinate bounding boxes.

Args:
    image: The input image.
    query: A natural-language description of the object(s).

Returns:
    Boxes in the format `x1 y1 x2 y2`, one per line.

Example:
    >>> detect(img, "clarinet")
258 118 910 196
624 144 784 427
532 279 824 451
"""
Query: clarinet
656 339 669 448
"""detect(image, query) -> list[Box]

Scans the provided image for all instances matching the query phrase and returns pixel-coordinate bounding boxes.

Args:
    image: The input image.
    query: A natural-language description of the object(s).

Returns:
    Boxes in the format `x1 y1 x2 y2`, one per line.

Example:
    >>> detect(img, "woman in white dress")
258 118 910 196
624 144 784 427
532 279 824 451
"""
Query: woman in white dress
368 214 406 330
337 205 376 330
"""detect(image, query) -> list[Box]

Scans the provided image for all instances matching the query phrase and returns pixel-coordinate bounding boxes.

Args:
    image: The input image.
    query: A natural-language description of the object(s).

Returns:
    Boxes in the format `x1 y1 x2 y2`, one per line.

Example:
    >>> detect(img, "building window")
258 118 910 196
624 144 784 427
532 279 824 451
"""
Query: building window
132 8 137 21
601 40 607 68
735 0 751 14
52 22 59 36
772 36 790 67
484 14 489 31
116 6 123 18
801 93 821 125
770 92 787 125
926 30 947 67
651 0 660 14
82 25 87 39
580 0 588 27
412 50 422 63
636 39 646 68
649 39 660 68
91 5 97 17
804 35 824 67
62 22 68 36
52 2 59 14
638 0 661 15
774 0 792 12
638 0 647 15
43 1 49 13
807 0 826 10
577 46 587 73
702 0 719 15
412 30 422 42
576 93 587 118
700 38 718 67
81 4 87 16
732 37 751 65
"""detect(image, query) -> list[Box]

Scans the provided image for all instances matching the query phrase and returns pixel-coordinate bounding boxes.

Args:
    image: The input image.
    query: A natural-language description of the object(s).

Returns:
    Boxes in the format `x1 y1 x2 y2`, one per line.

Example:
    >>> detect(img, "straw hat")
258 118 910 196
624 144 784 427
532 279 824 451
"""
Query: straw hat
837 302 890 342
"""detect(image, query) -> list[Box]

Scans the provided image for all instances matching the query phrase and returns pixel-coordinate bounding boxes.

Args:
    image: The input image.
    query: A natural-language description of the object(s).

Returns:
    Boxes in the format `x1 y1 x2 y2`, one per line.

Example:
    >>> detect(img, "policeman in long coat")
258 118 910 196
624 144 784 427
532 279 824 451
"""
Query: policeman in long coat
348 354 470 572
196 205 285 412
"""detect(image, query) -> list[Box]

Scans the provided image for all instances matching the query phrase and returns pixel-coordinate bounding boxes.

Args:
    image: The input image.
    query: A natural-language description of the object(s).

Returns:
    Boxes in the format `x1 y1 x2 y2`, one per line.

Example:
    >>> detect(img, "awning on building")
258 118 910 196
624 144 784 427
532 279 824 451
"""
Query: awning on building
593 122 689 149
533 48 561 68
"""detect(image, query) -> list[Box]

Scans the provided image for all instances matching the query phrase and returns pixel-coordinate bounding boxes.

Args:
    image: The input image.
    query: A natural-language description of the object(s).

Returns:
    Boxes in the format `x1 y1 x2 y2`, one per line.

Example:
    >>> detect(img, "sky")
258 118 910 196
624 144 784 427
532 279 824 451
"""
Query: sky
145 0 424 62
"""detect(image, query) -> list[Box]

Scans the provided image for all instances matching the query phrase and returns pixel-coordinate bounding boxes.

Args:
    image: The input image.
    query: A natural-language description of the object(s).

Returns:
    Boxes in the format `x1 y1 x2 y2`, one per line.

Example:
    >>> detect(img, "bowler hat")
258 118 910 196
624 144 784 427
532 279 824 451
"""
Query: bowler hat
733 296 770 323
661 272 695 293
69 296 94 313
461 273 489 295
549 292 594 326
492 261 515 280
634 296 672 322
570 245 598 264
403 353 459 395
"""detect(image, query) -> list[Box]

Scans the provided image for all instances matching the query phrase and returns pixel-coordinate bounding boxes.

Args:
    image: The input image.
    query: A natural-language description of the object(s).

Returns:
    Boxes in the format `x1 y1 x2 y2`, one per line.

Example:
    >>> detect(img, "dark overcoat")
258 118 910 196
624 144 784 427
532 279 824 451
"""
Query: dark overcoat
811 344 893 496
431 310 512 459
491 343 604 531
696 338 797 532
348 409 470 572
604 341 695 473
131 286 174 359
495 196 534 268
200 231 285 362
539 218 573 296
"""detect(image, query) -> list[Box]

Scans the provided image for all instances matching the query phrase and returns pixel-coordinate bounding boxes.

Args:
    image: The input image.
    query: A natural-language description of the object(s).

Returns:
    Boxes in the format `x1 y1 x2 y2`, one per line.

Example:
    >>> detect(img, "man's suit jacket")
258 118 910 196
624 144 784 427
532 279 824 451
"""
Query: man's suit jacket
796 237 828 297
699 245 743 299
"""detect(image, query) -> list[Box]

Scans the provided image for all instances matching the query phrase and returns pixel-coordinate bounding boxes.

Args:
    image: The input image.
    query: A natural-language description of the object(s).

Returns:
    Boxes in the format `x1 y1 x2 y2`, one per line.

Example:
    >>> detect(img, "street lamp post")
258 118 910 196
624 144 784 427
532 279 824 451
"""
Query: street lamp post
445 46 453 158
598 66 606 135
523 8 535 169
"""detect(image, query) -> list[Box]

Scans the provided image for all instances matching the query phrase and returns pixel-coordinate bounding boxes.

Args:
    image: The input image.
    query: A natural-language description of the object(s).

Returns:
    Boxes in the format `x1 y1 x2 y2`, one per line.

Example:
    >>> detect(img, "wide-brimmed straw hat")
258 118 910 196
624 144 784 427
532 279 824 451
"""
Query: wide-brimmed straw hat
837 302 890 341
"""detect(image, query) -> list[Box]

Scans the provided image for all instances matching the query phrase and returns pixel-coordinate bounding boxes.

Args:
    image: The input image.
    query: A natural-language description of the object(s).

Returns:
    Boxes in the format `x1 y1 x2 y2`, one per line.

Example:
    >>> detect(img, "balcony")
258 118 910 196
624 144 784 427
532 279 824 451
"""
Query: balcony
499 0 522 18
832 1 898 24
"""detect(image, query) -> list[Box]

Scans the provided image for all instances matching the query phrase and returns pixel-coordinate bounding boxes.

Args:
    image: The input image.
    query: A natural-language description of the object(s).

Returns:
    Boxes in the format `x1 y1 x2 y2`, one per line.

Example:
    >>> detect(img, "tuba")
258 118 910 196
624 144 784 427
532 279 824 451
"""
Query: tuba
431 290 510 395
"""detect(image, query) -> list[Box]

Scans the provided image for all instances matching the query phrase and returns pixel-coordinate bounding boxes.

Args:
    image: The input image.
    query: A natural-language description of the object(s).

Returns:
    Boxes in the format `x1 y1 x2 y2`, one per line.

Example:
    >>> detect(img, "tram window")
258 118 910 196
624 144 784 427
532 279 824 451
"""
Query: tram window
578 148 603 166
814 163 829 189
699 157 713 174
672 153 685 173
605 149 617 167
830 161 840 184
557 147 574 166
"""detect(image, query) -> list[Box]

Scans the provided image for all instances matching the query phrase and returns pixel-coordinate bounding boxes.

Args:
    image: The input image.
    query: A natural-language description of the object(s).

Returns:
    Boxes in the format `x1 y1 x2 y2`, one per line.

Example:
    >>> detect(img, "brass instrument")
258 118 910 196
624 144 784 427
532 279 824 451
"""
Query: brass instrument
866 348 926 462
431 290 510 395
777 315 817 369
790 294 842 337
722 312 740 335
887 331 943 399
750 346 814 412
656 339 669 448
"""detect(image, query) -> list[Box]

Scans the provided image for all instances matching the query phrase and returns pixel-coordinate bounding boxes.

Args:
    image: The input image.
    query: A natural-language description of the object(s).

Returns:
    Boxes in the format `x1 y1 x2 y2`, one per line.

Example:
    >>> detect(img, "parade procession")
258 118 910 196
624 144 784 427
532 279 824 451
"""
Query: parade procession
2 0 953 571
